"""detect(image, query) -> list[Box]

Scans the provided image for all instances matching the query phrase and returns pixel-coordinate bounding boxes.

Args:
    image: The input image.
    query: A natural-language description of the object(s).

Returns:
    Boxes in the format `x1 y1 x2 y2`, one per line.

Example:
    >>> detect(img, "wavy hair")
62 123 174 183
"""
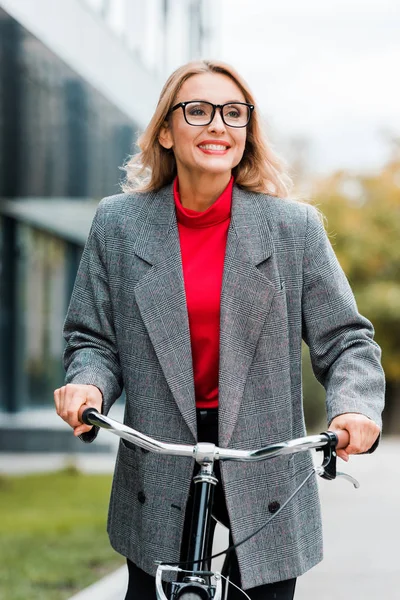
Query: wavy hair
121 60 294 198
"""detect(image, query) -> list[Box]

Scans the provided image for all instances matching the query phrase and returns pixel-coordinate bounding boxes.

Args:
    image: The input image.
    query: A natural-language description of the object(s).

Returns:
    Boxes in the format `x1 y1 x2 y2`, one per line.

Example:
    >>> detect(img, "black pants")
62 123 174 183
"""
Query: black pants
124 412 296 599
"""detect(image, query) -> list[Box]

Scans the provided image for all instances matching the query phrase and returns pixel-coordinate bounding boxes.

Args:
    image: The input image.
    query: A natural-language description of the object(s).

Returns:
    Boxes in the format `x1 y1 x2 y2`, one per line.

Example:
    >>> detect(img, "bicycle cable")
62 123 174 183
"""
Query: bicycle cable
219 573 251 600
157 468 316 569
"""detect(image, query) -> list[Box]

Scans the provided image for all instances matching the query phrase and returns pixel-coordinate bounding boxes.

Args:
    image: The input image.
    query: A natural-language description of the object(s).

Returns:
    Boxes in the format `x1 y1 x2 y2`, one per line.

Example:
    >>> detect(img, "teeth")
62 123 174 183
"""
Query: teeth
199 144 228 150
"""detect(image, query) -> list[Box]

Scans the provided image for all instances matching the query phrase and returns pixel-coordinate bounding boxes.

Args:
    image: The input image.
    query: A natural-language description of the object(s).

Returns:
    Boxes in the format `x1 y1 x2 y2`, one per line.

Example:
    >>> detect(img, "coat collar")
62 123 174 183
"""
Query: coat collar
132 183 275 268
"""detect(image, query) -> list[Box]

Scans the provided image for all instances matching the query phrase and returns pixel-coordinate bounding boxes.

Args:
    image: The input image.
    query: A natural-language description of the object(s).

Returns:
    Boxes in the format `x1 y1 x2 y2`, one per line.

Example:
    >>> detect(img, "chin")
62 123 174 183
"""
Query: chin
197 160 234 175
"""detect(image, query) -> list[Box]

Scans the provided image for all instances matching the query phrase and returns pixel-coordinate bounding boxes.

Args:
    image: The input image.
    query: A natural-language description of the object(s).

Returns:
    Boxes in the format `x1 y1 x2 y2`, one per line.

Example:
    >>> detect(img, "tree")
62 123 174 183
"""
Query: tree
310 159 400 432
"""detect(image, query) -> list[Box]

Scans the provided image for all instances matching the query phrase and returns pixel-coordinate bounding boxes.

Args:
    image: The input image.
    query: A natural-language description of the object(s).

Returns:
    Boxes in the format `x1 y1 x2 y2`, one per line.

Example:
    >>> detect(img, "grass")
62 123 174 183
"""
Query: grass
0 467 125 600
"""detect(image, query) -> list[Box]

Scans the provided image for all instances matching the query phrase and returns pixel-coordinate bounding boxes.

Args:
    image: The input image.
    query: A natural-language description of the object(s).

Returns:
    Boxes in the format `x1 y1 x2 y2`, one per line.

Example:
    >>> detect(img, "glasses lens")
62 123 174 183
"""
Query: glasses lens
184 101 214 125
222 103 250 127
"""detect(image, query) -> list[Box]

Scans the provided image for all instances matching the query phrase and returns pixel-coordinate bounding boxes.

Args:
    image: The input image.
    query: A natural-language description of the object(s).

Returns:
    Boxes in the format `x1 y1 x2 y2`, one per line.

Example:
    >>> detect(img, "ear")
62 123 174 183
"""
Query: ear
158 121 173 150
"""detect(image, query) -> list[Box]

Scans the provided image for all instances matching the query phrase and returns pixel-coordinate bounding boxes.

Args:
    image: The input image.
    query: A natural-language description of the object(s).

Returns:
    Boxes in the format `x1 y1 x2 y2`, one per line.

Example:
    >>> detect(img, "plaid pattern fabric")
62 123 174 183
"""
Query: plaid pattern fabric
63 184 385 589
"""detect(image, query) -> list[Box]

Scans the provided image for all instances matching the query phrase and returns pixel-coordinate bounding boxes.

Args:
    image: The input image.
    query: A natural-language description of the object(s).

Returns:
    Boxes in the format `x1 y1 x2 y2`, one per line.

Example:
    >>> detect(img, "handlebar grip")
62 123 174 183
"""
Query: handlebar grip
79 406 100 426
330 429 350 450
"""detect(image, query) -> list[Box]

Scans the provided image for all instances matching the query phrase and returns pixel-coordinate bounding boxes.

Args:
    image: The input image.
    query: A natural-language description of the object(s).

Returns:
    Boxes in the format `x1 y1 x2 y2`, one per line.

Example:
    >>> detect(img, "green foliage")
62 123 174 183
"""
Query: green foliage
0 470 123 600
311 161 400 382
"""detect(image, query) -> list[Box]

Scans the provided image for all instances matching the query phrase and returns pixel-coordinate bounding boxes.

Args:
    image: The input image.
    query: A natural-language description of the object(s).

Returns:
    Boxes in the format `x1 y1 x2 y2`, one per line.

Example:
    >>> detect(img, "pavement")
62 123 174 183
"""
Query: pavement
1 436 398 599
295 437 400 600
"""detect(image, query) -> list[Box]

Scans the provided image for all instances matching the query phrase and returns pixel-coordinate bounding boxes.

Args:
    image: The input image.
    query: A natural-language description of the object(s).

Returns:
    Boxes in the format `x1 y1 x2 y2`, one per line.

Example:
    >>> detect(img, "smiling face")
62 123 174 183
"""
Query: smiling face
159 73 248 182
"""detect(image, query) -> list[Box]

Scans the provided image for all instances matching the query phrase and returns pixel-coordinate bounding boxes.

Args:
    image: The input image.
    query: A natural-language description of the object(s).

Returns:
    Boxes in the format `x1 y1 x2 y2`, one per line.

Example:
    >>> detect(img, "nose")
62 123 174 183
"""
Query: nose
207 107 226 133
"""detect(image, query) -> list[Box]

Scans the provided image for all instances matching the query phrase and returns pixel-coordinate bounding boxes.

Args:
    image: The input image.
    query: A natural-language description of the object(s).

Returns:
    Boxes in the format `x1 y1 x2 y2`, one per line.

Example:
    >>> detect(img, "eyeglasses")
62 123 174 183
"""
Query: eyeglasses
170 101 254 128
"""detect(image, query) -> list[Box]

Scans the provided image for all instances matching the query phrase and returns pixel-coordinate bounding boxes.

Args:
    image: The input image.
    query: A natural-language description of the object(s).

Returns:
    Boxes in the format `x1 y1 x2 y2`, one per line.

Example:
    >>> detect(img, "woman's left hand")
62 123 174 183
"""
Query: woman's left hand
329 413 381 462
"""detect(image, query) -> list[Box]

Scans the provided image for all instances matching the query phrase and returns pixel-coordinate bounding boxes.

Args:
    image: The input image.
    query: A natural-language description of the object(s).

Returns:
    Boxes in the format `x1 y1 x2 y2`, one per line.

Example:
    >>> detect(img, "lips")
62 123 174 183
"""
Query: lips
198 143 230 150
197 140 231 153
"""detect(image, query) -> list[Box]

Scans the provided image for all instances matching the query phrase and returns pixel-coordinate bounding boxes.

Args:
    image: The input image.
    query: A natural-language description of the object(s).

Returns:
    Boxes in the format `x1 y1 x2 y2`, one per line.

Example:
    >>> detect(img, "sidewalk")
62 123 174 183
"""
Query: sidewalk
68 566 128 600
295 437 400 600
0 451 117 475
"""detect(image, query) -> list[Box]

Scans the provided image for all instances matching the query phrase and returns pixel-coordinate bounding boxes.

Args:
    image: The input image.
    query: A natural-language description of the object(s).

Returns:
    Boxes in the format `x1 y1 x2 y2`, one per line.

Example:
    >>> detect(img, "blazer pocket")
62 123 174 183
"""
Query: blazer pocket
121 438 137 451
261 282 289 338
118 438 139 467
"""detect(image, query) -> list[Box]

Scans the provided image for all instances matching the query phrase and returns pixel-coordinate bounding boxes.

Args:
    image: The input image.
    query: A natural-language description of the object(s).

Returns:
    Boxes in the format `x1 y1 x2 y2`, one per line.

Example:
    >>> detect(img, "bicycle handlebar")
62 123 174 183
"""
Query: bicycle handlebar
78 408 358 600
79 407 350 462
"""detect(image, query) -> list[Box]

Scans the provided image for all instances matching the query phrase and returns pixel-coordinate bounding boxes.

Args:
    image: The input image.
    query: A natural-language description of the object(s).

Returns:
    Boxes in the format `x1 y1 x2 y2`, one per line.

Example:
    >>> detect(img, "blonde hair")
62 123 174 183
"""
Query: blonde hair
121 60 294 198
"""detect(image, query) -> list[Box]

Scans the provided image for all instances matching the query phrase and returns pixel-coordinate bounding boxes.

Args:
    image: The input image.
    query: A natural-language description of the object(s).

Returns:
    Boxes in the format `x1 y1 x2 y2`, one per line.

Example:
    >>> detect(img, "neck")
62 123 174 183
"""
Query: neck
177 170 232 212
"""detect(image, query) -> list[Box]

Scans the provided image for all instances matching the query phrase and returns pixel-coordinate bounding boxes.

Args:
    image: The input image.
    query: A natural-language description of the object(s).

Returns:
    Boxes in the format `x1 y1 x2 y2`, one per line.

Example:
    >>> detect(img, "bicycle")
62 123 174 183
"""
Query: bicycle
80 407 359 600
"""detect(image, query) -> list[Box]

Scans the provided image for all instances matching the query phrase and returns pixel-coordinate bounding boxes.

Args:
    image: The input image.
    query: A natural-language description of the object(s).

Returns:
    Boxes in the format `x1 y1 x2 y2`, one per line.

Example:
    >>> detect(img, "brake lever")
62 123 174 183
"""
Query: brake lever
315 431 360 488
336 471 360 489
315 465 360 488
316 431 339 480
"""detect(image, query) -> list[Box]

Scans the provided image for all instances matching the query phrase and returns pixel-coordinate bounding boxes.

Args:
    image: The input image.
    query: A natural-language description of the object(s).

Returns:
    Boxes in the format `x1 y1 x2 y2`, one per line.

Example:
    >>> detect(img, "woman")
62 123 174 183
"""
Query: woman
54 60 384 599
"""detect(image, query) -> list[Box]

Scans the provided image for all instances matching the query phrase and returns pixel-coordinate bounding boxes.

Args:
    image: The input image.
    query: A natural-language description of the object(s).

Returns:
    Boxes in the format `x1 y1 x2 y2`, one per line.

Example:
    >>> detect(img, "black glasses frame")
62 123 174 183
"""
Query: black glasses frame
170 100 254 128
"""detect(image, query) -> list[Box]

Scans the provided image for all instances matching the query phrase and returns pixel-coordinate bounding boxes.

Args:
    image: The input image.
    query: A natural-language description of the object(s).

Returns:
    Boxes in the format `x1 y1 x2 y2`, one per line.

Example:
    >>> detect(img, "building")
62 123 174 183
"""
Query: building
0 0 219 450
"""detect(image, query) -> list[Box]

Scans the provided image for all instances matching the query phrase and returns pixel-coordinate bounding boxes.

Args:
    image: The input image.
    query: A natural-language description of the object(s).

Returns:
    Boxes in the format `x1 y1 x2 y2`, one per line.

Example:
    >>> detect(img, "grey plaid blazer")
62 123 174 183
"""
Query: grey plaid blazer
63 184 384 589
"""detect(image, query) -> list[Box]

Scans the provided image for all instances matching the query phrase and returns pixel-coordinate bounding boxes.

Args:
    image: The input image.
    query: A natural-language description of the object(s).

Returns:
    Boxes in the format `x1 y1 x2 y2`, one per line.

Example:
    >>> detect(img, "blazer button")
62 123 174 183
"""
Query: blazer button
138 491 146 504
268 501 280 514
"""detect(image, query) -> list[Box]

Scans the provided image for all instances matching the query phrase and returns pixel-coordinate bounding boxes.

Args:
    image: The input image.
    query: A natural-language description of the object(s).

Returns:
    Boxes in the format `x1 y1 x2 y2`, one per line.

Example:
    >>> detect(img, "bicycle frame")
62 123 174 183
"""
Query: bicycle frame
164 460 221 599
80 408 358 600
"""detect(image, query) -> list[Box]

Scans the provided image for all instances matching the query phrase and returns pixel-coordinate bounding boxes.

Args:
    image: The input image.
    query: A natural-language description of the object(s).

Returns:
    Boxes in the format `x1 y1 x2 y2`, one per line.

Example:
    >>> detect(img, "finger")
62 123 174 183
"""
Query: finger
66 397 87 427
73 423 93 437
54 388 61 413
59 385 66 416
84 387 103 412
75 394 102 431
61 387 88 428
357 432 378 454
336 449 349 462
329 421 351 455
346 426 364 455
330 429 350 449
77 404 98 424
363 422 380 449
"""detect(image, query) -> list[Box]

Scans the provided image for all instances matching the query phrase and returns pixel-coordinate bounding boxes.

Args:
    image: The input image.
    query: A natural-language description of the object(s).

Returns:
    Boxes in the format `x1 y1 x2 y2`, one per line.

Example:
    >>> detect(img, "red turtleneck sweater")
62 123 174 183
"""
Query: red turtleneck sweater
173 177 233 409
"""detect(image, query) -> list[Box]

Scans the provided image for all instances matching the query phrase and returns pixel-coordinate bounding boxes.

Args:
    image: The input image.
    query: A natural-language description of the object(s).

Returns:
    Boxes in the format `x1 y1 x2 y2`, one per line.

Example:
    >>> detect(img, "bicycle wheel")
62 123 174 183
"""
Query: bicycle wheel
176 585 211 600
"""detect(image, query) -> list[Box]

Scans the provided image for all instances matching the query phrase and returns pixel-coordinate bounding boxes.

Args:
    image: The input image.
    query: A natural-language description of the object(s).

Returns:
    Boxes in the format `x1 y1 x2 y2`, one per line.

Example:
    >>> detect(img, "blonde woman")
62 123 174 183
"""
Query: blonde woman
54 60 384 599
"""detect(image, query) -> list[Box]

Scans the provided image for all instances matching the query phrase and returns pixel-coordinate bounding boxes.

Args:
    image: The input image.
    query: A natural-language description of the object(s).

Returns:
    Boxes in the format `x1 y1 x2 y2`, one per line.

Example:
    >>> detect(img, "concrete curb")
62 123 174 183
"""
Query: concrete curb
68 566 128 600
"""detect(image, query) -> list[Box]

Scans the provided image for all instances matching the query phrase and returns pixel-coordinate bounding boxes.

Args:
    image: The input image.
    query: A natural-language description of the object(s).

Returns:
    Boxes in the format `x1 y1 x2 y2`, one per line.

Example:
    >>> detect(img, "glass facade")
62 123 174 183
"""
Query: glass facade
0 214 85 412
0 211 83 412
0 6 135 410
80 0 218 75
14 226 70 409
0 6 136 199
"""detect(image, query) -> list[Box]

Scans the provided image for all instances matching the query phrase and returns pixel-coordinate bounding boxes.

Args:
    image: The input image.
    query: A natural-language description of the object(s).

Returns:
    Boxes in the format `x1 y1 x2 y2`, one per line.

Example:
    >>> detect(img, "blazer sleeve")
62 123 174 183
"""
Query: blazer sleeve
63 200 123 441
301 205 385 436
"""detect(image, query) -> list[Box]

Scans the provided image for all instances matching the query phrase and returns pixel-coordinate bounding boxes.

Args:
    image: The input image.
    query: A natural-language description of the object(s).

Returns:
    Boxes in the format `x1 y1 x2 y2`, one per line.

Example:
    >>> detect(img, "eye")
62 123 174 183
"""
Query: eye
224 105 241 119
188 107 206 116
185 102 213 120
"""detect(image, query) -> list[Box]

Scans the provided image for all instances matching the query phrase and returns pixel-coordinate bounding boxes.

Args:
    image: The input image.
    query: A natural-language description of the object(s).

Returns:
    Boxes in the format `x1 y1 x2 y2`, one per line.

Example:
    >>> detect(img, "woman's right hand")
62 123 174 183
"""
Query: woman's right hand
54 383 103 436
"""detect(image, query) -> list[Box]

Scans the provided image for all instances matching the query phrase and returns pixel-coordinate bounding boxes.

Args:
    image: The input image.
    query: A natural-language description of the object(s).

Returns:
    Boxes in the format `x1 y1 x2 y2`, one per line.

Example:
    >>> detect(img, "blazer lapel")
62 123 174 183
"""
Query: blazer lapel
133 185 197 440
132 184 280 446
218 186 279 447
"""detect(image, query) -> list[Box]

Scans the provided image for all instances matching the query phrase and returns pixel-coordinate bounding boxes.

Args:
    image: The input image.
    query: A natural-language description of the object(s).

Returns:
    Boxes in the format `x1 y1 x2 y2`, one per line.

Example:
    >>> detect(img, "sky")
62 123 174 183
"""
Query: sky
218 0 400 175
